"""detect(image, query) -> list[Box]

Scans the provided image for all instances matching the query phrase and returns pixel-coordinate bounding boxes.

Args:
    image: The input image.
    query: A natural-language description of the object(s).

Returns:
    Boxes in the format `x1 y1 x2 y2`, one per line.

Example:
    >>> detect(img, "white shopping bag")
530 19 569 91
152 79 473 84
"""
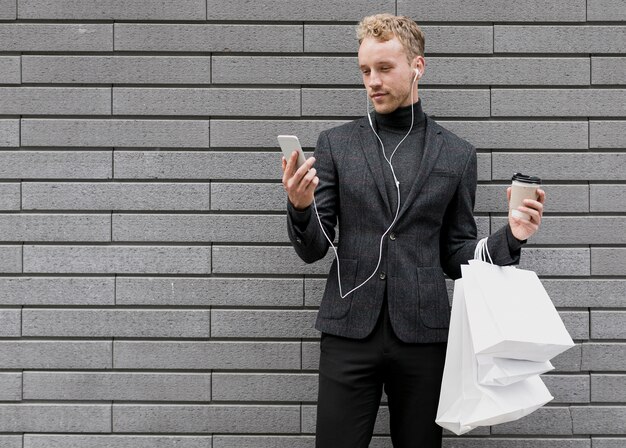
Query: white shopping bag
436 279 553 435
462 260 574 363
476 355 554 387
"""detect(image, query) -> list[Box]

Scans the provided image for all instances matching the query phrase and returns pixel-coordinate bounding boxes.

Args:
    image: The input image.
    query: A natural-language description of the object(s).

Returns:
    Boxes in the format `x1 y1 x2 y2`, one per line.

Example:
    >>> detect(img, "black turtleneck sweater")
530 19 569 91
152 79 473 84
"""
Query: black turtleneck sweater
372 99 426 214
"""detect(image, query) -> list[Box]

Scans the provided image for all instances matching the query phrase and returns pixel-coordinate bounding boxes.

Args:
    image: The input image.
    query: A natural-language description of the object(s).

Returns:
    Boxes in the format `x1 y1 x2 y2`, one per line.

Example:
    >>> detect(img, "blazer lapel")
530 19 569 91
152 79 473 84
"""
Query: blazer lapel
357 119 392 217
396 115 444 222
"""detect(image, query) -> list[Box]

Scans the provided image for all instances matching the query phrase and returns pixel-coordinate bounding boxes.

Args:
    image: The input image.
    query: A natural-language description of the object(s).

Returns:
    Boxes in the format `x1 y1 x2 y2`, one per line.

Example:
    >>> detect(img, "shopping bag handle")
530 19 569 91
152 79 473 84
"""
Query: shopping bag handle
473 237 493 264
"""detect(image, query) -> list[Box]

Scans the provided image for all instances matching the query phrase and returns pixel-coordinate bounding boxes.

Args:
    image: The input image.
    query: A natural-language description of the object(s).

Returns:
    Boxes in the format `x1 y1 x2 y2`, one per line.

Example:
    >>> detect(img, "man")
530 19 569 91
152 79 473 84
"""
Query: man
282 14 545 448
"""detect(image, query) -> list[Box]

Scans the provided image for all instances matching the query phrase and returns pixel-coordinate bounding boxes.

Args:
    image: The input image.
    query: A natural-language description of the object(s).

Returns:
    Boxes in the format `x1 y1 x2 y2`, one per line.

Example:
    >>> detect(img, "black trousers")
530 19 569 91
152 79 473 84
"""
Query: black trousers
315 300 447 447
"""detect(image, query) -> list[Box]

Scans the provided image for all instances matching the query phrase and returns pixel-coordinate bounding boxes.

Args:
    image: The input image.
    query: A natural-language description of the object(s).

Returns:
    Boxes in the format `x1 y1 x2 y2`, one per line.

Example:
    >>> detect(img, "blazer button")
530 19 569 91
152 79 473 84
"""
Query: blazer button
296 238 302 244
379 272 386 280
389 233 396 240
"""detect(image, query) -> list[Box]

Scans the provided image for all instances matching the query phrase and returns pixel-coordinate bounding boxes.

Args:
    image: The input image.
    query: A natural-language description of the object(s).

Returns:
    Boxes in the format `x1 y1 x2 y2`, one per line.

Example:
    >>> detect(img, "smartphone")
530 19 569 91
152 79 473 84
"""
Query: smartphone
277 135 307 170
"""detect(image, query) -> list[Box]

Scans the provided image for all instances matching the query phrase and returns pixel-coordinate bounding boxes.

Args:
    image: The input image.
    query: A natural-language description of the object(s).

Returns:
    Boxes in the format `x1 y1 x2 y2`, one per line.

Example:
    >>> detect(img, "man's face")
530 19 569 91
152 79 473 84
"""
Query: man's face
358 36 417 114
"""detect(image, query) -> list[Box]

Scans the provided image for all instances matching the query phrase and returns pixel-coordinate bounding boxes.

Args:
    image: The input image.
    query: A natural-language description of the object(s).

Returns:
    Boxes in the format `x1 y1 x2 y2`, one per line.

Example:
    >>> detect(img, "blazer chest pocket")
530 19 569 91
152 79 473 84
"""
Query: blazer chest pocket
416 266 451 329
318 258 358 320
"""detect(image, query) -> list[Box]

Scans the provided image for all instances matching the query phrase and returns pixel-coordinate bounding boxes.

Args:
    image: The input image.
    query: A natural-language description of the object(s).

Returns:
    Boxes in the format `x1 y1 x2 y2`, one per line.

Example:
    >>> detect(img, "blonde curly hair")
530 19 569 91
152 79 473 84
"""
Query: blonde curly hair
356 14 425 63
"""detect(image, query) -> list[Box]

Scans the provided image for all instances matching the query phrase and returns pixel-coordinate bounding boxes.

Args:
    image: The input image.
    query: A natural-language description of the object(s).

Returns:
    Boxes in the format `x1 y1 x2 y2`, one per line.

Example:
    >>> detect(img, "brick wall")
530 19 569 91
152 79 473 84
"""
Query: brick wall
0 0 624 446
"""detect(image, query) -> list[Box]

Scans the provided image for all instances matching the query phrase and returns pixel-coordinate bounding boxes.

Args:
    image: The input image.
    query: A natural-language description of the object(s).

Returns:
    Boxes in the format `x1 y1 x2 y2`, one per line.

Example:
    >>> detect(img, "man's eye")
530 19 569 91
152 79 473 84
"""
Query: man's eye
362 70 370 75
380 67 390 71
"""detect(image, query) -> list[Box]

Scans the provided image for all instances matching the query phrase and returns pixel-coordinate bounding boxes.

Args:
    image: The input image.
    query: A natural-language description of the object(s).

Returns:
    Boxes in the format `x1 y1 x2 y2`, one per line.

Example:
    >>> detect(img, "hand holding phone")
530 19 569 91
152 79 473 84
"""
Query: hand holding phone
278 135 318 210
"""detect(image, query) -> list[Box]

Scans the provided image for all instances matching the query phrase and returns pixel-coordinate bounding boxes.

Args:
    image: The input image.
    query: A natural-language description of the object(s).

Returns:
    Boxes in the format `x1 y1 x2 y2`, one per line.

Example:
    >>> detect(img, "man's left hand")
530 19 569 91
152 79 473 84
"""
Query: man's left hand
507 187 546 241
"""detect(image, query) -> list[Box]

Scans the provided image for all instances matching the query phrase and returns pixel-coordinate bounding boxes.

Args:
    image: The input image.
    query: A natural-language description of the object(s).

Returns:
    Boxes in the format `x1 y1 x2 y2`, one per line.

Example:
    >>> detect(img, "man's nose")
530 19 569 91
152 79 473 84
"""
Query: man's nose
368 72 382 88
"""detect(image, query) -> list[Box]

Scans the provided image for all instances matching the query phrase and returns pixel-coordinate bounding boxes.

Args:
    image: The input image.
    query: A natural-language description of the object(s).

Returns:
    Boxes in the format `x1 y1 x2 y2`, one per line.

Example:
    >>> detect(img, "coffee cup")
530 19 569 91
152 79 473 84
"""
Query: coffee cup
509 173 541 221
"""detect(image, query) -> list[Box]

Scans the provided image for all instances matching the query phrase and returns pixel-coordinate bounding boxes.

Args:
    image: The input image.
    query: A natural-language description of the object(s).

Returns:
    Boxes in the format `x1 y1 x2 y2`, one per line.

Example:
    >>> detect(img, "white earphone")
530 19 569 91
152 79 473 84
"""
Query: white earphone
311 65 421 299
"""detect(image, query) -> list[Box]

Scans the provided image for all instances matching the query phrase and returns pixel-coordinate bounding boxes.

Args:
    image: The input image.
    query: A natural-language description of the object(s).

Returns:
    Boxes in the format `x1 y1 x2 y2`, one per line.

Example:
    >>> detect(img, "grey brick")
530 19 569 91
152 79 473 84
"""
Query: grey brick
114 151 283 180
212 373 317 402
304 25 493 54
0 277 114 306
477 153 492 182
425 57 589 86
113 88 300 117
113 214 287 243
492 89 626 117
493 153 626 181
591 185 626 212
0 404 110 432
22 56 210 84
0 309 20 337
398 0 585 21
22 309 211 337
0 214 110 242
211 183 285 211
571 406 626 434
582 343 626 371
113 404 300 433
302 88 491 118
491 407 573 435
590 121 626 149
212 246 333 275
0 0 15 19
18 0 205 20
441 121 587 149
559 311 589 341
115 277 303 307
517 248 590 276
493 216 626 245
592 439 626 448
495 26 626 53
25 435 212 448
212 56 358 85
0 373 21 401
0 120 19 147
115 24 302 52
114 341 300 370
21 119 209 148
591 311 626 339
0 436 21 448
302 341 320 370
591 248 626 276
23 245 211 274
542 374 589 404
0 57 20 85
304 278 325 307
477 184 588 213
211 310 317 338
0 184 20 210
552 344 582 372
0 246 22 273
23 372 211 401
0 341 111 368
591 375 626 402
588 0 626 20
0 151 112 179
24 183 211 211
206 0 393 21
442 439 590 448
542 280 626 308
0 24 112 51
0 87 110 115
214 436 312 448
211 120 344 149
592 57 626 85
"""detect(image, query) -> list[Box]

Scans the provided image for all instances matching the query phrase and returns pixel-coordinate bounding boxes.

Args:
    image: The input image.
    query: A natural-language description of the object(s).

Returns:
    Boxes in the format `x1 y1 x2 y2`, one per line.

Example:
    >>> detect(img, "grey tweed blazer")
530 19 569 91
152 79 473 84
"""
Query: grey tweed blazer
287 113 522 343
